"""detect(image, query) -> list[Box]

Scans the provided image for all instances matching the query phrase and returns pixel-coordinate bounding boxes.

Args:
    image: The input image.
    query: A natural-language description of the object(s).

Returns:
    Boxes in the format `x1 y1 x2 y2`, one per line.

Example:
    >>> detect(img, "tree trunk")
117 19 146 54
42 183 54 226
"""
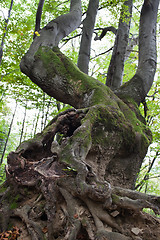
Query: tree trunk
77 0 99 74
106 0 133 89
0 0 14 66
33 0 45 39
19 102 27 145
0 101 17 164
116 0 159 105
43 97 52 128
1 1 160 239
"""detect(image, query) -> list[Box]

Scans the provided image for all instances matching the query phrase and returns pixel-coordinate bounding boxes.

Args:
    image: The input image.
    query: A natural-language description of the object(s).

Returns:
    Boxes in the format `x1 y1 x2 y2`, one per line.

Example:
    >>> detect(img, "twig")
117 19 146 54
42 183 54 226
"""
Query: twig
135 150 160 190
34 0 45 39
90 47 113 60
60 33 81 48
0 10 6 20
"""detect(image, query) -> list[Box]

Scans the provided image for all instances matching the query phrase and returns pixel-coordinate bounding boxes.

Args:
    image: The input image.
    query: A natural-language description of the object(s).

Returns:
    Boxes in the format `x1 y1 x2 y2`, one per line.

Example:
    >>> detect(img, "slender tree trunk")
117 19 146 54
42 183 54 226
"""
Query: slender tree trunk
0 92 5 102
43 97 51 128
0 101 17 164
33 0 45 39
19 103 27 145
136 150 159 191
77 0 99 74
23 125 28 141
41 93 45 131
136 0 158 97
56 101 61 111
33 109 40 136
0 0 14 65
30 112 37 137
125 35 138 61
106 0 133 89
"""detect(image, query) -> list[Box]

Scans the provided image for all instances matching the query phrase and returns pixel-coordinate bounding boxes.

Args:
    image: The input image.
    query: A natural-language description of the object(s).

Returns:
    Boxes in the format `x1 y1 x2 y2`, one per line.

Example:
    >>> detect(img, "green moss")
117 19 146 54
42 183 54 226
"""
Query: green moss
2 191 20 210
29 47 151 175
112 194 121 203
82 104 133 151
35 46 70 79
36 46 118 107
117 98 151 146
0 186 7 193
10 201 18 209
9 194 20 209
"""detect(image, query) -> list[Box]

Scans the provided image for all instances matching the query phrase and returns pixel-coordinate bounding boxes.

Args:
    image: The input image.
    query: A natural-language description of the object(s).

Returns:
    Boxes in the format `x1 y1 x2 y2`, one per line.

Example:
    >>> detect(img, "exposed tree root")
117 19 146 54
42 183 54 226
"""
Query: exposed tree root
0 108 159 240
84 198 125 238
60 188 82 240
113 186 160 212
96 230 131 240
112 194 160 215
13 205 44 240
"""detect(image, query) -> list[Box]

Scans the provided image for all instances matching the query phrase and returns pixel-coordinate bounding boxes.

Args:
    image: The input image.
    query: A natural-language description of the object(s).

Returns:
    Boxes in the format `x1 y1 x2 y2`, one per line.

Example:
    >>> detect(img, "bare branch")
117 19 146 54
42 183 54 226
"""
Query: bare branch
94 26 117 40
21 0 82 73
0 10 6 20
34 0 45 39
60 33 81 48
90 46 113 60
135 150 160 190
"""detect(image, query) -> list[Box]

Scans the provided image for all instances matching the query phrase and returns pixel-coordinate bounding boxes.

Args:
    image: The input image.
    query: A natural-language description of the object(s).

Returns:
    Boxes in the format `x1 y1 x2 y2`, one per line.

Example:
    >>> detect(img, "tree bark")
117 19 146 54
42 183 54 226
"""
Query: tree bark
77 0 99 74
117 0 159 105
106 0 133 90
0 0 14 66
33 0 45 39
0 101 17 164
19 102 27 145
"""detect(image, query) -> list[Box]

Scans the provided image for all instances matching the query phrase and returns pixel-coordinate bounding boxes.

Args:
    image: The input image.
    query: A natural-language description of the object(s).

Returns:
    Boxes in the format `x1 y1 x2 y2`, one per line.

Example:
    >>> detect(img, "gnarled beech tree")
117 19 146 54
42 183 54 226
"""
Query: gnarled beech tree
0 0 160 239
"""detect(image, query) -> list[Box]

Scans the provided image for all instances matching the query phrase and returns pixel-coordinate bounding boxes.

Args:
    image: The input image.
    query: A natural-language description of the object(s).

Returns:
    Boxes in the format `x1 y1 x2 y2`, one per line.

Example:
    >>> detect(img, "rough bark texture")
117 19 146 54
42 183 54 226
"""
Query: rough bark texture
1 47 160 239
20 46 153 189
0 0 160 239
1 100 159 240
106 0 133 90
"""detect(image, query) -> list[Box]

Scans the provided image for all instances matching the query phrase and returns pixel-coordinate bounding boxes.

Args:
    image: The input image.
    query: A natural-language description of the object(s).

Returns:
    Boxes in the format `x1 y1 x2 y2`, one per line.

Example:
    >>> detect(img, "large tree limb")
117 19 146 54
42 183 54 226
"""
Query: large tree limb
20 0 82 74
94 26 117 40
117 0 159 105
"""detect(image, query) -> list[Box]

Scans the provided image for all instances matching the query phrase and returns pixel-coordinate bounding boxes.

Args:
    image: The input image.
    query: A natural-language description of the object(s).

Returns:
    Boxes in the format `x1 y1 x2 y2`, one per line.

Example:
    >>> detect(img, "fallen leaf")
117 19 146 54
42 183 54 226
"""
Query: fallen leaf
131 227 143 235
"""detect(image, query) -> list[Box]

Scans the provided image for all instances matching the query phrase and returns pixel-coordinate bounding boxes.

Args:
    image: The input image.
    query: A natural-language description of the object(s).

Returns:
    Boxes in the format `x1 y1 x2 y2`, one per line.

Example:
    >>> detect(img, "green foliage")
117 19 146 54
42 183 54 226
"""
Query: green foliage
0 163 6 184
143 208 160 217
137 79 160 195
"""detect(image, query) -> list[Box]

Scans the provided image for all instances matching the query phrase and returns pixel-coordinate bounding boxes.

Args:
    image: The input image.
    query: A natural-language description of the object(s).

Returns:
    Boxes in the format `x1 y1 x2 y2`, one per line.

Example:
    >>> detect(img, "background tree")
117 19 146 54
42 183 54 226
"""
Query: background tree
0 0 160 239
